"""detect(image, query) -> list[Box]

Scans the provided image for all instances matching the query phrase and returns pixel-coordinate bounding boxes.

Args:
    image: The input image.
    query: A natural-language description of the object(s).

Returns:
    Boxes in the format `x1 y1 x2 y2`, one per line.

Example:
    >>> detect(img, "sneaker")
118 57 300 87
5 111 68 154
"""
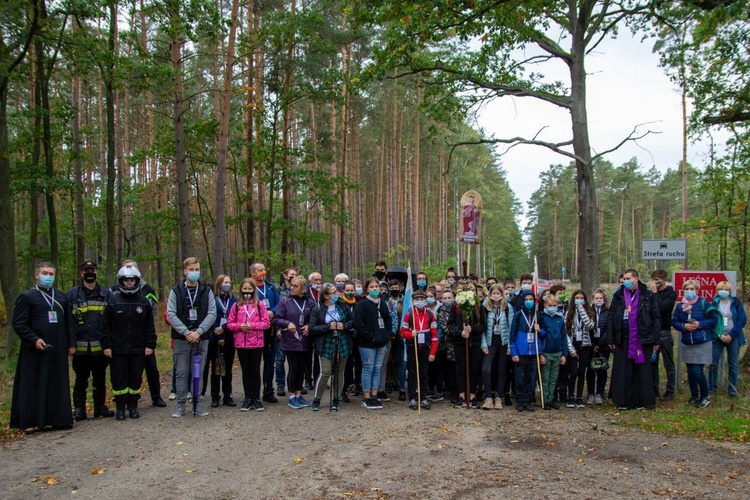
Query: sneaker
311 399 321 411
254 399 265 412
187 393 192 401
542 402 552 410
427 393 444 402
277 387 286 397
171 403 185 418
494 399 503 410
524 402 535 412
481 398 494 410
594 394 604 405
304 382 314 391
361 398 369 409
398 391 407 401
409 399 418 410
661 392 674 401
421 399 431 410
504 394 513 407
194 404 209 417
377 391 390 402
297 395 311 407
241 398 252 411
288 396 303 409
331 398 340 411
223 396 236 407
566 398 576 408
168 392 177 401
453 398 467 409
364 398 382 410
262 393 278 403
696 397 711 408
300 387 308 395
728 391 739 398
340 392 351 403
516 403 525 412
549 401 561 410
470 399 480 409
685 397 698 406
211 396 220 408
575 398 584 408
586 394 596 405
617 405 629 410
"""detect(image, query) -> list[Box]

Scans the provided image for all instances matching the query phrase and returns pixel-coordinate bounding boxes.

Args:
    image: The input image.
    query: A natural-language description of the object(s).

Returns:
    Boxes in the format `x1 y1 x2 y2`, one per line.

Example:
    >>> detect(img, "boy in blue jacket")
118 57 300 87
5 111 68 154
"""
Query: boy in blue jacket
538 295 568 410
510 290 545 412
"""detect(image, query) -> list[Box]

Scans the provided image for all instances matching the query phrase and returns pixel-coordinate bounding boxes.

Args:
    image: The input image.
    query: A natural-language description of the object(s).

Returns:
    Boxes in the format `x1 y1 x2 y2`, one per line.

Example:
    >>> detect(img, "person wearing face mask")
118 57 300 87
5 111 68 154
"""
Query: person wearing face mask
710 281 746 397
279 268 298 298
400 290 438 410
604 268 660 410
378 279 403 402
309 283 354 411
539 295 569 410
353 277 392 409
275 268 297 396
445 268 458 291
226 278 271 411
672 280 719 408
304 271 324 391
373 261 388 282
415 272 428 291
509 290 544 411
510 274 534 311
67 260 114 421
648 270 677 401
11 261 76 432
425 288 447 402
589 289 611 404
166 257 217 418
564 289 595 408
202 275 237 407
480 284 513 410
341 280 362 402
249 262 282 404
438 289 459 404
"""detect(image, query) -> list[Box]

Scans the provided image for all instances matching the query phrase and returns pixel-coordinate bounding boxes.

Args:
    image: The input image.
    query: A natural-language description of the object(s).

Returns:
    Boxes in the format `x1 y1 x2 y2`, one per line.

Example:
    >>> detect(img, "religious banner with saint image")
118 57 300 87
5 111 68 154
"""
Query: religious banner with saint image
459 190 482 244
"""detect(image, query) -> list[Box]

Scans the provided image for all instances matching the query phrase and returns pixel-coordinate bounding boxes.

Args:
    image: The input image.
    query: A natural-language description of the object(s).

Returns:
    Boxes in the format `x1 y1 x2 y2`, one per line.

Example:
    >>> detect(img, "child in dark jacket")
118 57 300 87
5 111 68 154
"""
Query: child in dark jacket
538 295 568 410
509 290 545 411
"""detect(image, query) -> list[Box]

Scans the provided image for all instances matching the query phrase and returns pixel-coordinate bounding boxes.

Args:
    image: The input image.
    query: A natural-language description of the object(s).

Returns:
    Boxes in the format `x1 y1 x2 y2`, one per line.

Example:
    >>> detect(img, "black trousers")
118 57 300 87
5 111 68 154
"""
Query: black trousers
569 344 593 399
406 343 430 400
237 348 263 401
73 354 109 406
144 352 162 401
652 329 676 395
453 341 481 396
482 335 508 397
428 349 448 393
343 338 363 390
202 340 236 398
285 350 308 393
110 353 145 404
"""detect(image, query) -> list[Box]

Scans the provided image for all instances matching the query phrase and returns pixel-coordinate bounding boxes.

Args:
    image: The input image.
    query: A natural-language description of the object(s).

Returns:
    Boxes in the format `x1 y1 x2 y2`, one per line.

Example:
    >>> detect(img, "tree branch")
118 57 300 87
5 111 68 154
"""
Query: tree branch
702 111 750 125
590 122 661 162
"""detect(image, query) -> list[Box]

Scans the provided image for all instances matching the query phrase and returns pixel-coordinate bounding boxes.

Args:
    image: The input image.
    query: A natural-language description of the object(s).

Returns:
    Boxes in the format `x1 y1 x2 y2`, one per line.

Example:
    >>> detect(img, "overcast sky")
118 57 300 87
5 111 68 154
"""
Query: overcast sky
475 30 716 230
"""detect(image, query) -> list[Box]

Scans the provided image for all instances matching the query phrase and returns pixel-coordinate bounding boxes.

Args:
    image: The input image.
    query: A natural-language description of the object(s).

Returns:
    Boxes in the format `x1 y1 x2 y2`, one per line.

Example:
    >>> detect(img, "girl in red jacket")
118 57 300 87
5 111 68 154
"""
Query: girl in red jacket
227 278 271 411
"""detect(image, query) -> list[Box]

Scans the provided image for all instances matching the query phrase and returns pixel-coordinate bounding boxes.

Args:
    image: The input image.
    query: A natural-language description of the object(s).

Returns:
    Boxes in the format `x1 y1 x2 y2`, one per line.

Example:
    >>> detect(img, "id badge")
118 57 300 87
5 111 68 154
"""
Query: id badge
417 332 426 344
623 309 629 320
378 317 385 329
48 310 58 324
595 327 601 338
220 318 227 326
189 308 198 321
576 331 582 342
527 331 535 344
493 324 501 335
299 314 305 325
263 299 270 308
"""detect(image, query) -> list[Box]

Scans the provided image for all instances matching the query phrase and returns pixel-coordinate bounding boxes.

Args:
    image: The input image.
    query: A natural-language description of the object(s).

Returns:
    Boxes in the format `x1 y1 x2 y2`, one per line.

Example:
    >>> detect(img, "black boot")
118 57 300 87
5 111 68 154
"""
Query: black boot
128 402 140 419
73 390 87 421
115 402 126 421
94 404 114 418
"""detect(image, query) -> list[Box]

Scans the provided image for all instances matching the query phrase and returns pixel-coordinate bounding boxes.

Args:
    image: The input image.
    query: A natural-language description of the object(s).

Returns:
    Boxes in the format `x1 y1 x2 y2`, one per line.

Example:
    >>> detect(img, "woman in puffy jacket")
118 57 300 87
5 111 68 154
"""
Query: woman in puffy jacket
588 289 610 404
564 289 595 408
480 284 512 410
672 280 719 408
227 278 270 412
710 281 746 397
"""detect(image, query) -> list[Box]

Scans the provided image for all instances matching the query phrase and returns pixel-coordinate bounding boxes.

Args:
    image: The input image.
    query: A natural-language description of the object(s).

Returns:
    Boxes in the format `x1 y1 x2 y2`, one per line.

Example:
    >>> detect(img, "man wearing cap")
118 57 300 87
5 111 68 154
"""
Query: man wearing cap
400 289 438 410
67 260 114 420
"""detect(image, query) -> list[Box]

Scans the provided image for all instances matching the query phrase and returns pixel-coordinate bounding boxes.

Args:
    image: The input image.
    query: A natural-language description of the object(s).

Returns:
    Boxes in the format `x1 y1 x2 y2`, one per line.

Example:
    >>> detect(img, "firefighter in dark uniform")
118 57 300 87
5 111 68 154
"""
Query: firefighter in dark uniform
102 266 157 420
67 260 114 420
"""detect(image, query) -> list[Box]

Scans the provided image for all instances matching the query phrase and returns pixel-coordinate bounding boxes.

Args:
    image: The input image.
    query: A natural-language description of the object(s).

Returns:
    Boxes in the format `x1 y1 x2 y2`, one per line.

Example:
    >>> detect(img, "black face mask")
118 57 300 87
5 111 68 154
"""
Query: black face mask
243 292 254 300
83 273 97 283
390 289 400 298
375 271 386 279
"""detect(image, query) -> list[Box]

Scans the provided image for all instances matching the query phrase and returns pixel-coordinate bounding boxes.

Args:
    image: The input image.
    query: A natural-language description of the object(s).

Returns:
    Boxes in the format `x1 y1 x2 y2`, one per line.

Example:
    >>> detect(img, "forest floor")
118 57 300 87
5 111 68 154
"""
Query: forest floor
1 367 749 500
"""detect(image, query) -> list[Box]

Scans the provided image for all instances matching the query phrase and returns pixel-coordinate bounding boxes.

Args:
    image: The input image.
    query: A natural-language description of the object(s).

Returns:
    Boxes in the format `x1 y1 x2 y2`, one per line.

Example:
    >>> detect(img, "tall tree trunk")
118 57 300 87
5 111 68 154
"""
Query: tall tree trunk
103 1 117 280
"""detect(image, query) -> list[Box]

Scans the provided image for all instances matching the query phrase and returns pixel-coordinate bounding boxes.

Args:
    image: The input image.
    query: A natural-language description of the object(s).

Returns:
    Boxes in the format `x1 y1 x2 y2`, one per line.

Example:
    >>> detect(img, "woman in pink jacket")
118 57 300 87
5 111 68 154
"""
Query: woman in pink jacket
227 278 271 411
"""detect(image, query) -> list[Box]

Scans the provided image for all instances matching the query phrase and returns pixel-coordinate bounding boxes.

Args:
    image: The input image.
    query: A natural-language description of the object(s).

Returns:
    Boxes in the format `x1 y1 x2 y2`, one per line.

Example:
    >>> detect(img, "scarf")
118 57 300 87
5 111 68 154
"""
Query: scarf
624 286 645 364
681 295 698 313
341 294 356 306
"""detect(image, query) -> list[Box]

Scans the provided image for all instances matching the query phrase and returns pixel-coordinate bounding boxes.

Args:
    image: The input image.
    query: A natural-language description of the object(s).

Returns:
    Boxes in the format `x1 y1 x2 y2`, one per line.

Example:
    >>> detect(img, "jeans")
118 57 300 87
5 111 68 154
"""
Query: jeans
514 355 538 404
652 329 676 395
359 346 387 394
275 336 287 389
686 363 708 400
709 338 741 395
173 339 208 404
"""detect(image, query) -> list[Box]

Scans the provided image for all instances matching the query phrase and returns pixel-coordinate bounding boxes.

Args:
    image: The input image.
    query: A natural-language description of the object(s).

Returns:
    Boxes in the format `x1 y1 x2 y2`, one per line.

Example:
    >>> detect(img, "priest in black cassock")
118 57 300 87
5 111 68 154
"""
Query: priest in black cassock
10 261 76 431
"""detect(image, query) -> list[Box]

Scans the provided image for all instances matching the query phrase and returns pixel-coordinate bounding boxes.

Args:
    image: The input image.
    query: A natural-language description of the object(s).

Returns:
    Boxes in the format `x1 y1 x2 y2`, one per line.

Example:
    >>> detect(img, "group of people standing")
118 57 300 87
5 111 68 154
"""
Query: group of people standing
9 259 745 432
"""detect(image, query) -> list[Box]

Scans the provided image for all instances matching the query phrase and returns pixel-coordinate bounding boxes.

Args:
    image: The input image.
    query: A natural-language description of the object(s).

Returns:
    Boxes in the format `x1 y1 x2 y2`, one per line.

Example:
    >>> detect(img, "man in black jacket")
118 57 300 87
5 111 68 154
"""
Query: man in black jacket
650 269 677 400
67 260 113 420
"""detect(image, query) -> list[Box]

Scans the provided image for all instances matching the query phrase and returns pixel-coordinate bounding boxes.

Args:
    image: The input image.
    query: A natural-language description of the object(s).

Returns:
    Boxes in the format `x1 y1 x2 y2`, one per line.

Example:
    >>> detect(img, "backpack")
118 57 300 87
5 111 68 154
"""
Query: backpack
701 300 724 340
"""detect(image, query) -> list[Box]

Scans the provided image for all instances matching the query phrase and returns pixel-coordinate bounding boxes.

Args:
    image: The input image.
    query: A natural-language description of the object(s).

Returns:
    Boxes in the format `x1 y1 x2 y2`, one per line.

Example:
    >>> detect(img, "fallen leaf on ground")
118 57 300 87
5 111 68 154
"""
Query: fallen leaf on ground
45 477 58 485
294 457 304 464
90 468 105 475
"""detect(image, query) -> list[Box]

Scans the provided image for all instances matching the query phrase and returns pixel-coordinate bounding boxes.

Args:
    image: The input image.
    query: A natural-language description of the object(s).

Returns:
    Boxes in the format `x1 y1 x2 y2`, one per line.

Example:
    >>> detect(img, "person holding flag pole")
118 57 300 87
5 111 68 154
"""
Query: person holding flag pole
532 257 546 407
400 276 438 412
509 285 545 412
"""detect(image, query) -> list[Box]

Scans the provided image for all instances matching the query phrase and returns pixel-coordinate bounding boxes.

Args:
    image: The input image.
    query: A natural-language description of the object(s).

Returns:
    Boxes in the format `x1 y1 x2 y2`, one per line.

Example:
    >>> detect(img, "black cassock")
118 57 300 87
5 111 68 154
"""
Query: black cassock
10 287 75 430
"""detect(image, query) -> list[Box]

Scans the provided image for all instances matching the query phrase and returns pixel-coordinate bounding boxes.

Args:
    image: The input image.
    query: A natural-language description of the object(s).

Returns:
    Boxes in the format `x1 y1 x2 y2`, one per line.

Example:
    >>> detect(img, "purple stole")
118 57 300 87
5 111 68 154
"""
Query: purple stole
624 287 645 364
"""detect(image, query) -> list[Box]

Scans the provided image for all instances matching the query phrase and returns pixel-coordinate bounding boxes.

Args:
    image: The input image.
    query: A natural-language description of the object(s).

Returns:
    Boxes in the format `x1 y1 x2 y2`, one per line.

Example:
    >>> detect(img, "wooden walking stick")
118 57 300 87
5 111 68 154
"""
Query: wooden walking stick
413 316 421 414
532 256 544 407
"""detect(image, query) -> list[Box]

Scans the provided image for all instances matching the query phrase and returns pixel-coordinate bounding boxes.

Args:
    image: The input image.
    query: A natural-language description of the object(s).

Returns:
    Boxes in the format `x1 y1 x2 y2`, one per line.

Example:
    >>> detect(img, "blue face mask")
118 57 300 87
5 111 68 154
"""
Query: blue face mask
524 300 535 310
717 290 730 299
335 283 344 291
368 289 380 298
574 299 585 307
414 300 427 309
355 287 363 295
544 307 558 315
187 271 201 282
684 290 696 300
417 280 427 288
39 275 55 288
426 297 436 306
623 280 634 290
331 295 339 303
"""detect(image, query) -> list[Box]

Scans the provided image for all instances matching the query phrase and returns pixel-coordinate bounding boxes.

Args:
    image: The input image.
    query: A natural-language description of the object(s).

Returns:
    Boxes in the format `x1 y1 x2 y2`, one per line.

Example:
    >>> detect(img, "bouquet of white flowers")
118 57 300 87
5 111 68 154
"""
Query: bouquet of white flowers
455 290 477 321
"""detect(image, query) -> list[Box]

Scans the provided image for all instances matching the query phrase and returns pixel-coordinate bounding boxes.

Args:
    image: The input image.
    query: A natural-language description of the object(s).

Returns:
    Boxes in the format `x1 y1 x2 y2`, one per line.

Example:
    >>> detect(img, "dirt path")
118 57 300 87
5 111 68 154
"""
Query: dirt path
2 393 748 499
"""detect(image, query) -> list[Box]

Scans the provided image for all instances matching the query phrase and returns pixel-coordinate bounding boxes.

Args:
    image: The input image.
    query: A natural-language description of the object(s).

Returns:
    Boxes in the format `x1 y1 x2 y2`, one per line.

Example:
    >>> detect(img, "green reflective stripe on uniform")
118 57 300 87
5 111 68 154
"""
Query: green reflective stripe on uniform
127 388 141 395
145 293 157 302
112 388 129 396
73 304 106 314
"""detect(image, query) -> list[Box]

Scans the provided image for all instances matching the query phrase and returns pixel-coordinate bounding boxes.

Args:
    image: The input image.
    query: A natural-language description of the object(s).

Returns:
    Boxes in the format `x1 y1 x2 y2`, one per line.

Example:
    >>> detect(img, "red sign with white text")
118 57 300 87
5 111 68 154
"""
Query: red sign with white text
672 271 737 301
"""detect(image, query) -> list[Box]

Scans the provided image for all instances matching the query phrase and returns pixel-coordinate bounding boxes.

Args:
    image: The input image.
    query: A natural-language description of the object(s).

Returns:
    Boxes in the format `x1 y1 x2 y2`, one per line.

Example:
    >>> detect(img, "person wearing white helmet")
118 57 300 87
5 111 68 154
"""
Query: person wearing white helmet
101 266 157 420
